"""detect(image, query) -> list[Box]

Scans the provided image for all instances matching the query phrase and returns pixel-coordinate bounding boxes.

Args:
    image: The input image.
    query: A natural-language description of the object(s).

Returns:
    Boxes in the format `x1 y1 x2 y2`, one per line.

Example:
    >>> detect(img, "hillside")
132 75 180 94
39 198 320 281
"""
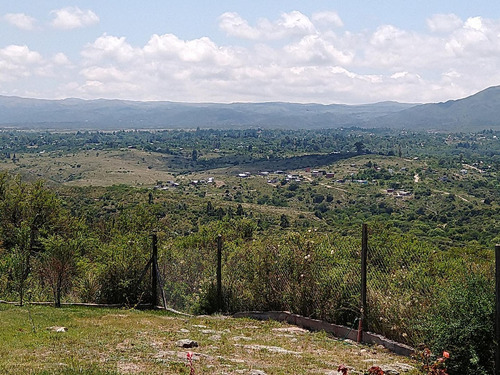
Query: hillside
369 86 500 130
2 86 500 131
0 96 413 130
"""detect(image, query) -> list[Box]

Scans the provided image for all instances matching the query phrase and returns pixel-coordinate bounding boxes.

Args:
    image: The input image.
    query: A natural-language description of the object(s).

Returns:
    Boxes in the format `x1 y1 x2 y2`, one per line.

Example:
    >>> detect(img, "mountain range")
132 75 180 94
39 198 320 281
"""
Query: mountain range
1 86 499 131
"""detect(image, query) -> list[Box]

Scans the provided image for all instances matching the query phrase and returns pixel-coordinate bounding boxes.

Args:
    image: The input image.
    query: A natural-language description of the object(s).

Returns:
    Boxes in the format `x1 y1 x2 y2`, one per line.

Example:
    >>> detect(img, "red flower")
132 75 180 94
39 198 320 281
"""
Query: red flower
337 364 349 375
367 366 385 375
443 351 450 359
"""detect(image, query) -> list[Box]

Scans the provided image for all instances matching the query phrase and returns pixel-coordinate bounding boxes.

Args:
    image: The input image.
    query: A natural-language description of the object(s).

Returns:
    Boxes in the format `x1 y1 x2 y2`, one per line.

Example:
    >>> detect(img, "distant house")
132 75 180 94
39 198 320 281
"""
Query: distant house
326 173 335 178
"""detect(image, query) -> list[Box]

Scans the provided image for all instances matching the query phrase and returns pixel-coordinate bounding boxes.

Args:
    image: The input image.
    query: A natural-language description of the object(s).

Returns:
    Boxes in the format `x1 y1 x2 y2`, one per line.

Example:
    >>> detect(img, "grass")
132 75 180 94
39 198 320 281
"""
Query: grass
2 149 175 187
0 304 420 375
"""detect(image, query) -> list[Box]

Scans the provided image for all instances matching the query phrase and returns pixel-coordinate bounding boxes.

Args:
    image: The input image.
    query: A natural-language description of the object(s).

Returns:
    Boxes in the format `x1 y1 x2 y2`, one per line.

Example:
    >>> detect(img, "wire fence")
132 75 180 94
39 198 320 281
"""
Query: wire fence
157 225 495 347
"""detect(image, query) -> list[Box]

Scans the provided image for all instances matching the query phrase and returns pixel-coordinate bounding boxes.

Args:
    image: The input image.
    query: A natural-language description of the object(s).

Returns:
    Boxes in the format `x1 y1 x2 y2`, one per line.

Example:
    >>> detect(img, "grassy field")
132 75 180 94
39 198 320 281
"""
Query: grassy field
0 149 175 187
0 304 419 375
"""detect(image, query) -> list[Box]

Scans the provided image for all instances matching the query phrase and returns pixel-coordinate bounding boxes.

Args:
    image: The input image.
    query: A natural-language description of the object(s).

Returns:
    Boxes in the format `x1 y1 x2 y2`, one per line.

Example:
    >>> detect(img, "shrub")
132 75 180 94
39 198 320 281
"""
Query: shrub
423 271 494 375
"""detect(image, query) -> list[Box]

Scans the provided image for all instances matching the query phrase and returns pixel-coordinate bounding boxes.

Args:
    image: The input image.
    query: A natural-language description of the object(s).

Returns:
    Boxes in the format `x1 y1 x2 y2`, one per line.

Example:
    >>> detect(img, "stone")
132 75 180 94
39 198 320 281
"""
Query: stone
242 344 301 355
176 339 199 348
272 327 308 334
232 335 253 341
47 326 67 332
381 363 415 373
201 329 217 334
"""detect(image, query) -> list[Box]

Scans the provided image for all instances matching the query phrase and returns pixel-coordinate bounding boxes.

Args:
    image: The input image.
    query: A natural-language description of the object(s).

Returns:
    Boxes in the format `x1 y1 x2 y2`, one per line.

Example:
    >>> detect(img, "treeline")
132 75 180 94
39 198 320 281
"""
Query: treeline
1 128 500 173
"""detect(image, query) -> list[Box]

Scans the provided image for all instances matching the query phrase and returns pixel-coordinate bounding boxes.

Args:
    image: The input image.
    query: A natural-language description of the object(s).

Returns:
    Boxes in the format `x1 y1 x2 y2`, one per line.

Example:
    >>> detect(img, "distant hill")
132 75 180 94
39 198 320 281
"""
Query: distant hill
0 86 499 131
0 96 414 130
367 86 500 131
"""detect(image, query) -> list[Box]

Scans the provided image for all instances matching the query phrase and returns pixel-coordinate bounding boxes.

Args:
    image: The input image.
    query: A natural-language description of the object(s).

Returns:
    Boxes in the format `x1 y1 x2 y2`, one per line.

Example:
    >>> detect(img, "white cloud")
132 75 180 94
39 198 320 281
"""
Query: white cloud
427 14 463 33
465 16 485 31
218 12 261 40
82 34 138 63
52 52 71 66
219 11 316 40
312 11 343 28
4 13 37 31
4 10 500 104
50 7 99 30
284 35 354 65
0 45 44 81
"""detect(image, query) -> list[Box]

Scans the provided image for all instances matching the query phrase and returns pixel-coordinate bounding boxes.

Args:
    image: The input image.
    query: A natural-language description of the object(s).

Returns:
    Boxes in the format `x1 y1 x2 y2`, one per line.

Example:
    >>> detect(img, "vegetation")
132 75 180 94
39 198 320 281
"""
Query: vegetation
0 127 498 374
0 304 420 374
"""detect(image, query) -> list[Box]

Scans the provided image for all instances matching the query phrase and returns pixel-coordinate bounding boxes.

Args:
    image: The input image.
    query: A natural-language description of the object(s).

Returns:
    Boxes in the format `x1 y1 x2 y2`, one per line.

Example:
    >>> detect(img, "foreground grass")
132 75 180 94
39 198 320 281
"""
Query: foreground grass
0 304 419 375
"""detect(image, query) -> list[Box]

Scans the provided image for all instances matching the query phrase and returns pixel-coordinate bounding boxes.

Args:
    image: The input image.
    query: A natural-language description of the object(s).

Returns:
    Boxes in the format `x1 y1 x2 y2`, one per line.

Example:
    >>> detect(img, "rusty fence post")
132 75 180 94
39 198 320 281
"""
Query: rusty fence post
217 235 223 312
358 223 368 343
151 233 158 308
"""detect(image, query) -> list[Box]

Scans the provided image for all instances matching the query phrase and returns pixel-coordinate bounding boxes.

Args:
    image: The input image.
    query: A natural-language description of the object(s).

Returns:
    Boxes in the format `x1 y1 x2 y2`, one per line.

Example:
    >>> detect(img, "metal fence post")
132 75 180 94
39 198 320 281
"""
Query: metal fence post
358 223 368 343
151 233 158 307
496 244 500 375
217 235 223 312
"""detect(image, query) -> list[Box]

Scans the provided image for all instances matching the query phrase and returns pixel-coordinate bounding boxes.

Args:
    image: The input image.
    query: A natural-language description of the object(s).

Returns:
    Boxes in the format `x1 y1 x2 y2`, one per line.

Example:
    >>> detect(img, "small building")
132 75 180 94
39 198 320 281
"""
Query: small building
311 170 322 177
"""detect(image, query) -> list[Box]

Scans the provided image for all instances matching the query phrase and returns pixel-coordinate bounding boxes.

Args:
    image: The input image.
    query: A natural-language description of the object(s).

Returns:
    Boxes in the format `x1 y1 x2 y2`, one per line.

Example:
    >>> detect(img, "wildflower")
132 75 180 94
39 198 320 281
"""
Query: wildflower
443 351 450 359
186 352 195 375
337 364 348 375
367 366 384 375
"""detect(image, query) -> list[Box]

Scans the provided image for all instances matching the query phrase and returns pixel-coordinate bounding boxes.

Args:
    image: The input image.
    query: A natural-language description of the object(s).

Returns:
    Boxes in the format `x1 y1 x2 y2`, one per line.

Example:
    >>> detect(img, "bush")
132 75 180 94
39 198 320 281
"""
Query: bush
423 271 494 375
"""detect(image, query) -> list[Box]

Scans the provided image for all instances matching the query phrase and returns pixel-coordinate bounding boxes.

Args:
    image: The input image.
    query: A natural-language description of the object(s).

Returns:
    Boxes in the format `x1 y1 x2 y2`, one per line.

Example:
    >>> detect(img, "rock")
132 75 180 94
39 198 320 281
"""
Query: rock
179 328 190 333
249 370 267 375
242 344 301 355
176 339 199 348
209 334 222 341
201 329 217 334
232 335 253 341
272 327 308 334
47 326 67 332
381 363 415 373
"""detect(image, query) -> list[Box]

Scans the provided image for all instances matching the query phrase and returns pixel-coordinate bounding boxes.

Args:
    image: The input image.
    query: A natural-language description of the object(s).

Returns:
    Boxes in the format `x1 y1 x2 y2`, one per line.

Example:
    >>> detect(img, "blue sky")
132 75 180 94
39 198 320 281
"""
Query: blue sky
1 1 499 103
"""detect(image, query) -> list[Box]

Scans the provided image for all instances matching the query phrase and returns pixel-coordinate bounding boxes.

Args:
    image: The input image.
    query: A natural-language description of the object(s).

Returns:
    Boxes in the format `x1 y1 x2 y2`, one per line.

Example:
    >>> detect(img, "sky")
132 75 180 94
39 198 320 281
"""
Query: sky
1 1 500 104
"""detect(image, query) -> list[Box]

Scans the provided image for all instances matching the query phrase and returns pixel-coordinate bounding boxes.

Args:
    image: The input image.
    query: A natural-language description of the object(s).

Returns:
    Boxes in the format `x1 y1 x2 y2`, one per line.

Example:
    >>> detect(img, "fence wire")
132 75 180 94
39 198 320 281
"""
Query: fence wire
158 228 495 346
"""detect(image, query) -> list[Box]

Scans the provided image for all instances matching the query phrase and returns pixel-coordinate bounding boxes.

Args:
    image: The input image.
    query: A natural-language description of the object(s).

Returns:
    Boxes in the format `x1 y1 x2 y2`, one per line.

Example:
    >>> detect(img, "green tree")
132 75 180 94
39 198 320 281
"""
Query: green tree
280 214 290 228
236 204 244 216
0 175 67 305
38 234 81 307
